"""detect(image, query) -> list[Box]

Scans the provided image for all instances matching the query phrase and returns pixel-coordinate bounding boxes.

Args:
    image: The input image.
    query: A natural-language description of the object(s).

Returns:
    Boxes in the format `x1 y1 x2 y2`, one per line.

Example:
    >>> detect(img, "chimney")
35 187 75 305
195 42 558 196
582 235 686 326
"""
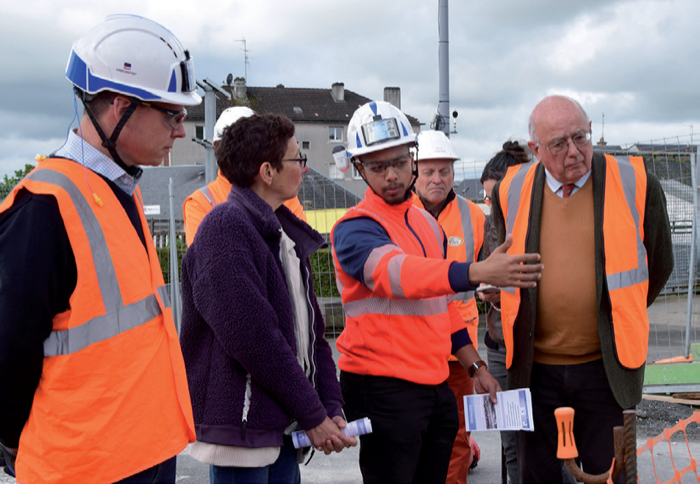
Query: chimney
384 87 401 109
331 82 345 102
233 78 247 100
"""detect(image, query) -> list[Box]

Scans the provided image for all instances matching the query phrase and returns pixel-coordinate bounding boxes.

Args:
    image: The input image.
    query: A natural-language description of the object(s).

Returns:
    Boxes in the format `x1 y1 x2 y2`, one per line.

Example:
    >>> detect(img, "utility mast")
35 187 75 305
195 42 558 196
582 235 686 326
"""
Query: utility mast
437 0 450 137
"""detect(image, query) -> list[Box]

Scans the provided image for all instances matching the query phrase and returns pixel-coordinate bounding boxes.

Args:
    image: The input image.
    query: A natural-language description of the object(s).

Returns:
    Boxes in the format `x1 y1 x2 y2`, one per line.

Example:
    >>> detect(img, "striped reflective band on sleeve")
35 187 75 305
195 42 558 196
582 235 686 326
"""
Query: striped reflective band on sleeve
364 244 399 292
344 296 448 318
199 186 216 207
606 157 649 291
25 169 165 356
455 197 475 263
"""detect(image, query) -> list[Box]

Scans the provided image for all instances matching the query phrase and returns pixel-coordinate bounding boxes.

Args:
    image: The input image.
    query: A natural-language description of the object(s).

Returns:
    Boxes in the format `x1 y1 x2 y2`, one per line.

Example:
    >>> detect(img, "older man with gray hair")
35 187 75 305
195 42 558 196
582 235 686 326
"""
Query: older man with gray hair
491 95 673 483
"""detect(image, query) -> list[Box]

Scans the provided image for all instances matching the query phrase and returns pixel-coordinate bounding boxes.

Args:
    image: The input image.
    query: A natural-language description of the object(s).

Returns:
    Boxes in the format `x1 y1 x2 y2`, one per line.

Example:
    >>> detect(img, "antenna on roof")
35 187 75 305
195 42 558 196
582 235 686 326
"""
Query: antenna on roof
236 38 250 82
597 113 607 146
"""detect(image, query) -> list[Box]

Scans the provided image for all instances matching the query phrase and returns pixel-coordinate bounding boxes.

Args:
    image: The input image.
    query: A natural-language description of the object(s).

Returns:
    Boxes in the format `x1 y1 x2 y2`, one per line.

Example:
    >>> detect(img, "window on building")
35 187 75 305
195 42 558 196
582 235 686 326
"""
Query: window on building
195 125 204 140
329 163 344 180
302 141 310 150
329 126 343 142
352 165 363 180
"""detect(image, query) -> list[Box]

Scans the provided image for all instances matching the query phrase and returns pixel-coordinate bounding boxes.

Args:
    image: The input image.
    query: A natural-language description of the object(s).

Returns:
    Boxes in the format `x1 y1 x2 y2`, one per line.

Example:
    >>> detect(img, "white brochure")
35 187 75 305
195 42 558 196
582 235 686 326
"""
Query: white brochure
464 388 534 432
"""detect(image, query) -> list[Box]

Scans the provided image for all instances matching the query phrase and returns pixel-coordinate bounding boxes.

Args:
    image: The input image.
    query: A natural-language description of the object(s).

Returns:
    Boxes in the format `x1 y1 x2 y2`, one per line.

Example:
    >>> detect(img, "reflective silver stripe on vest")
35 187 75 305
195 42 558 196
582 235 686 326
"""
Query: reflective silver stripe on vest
453 291 475 302
502 163 535 296
157 285 172 308
505 162 535 238
455 196 475 263
25 169 164 356
344 296 448 318
414 209 445 257
364 244 397 291
335 274 345 294
199 186 216 207
451 197 476 301
606 157 649 291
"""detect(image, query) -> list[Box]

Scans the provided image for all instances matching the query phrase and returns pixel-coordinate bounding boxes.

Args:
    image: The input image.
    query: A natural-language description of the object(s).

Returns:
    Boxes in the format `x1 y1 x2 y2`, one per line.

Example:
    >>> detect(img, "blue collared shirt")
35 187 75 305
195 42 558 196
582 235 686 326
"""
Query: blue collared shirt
543 166 591 198
52 129 141 196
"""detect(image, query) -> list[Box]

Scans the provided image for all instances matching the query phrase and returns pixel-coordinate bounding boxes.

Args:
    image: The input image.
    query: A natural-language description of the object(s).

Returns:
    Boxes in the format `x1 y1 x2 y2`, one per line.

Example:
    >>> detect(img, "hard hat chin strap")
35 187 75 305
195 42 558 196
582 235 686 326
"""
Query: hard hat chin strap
78 89 143 177
405 161 419 198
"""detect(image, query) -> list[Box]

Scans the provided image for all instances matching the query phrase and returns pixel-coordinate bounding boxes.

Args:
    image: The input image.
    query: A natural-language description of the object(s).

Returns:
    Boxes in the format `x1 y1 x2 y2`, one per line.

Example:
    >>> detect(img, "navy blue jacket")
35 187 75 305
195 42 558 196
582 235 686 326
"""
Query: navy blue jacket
180 186 344 447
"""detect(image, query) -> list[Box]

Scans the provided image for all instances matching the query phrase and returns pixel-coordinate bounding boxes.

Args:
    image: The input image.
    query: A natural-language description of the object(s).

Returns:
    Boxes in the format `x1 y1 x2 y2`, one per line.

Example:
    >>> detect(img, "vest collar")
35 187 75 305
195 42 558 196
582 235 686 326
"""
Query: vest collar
363 186 414 220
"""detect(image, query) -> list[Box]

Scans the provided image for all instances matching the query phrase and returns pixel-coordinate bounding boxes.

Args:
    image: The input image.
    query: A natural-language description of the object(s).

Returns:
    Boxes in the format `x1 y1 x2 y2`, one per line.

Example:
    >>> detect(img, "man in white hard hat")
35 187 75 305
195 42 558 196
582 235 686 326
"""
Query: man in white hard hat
0 15 199 483
413 129 485 484
183 106 306 245
330 101 543 483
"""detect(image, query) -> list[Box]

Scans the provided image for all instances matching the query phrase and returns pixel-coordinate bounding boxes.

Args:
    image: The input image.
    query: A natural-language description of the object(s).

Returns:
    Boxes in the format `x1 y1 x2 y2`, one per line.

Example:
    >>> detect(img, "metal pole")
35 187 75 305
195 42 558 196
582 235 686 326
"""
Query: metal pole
203 85 217 184
168 178 182 334
685 151 697 358
438 0 450 137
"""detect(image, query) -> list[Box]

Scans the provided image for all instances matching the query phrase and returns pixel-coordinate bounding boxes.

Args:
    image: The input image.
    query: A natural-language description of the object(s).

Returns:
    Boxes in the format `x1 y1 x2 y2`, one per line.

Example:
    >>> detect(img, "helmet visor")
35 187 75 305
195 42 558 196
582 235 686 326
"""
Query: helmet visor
361 118 400 146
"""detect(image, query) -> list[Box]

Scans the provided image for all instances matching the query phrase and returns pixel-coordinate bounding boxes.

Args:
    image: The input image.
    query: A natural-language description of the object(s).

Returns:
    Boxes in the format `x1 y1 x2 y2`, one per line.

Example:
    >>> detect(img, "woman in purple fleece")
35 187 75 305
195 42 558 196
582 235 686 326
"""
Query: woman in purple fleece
180 114 356 484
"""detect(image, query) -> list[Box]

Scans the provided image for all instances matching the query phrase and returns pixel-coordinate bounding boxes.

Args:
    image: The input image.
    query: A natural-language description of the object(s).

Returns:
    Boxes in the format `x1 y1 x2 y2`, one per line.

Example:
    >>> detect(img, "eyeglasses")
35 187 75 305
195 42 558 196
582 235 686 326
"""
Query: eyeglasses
483 195 491 206
141 102 187 130
361 153 412 175
542 130 592 156
281 152 308 167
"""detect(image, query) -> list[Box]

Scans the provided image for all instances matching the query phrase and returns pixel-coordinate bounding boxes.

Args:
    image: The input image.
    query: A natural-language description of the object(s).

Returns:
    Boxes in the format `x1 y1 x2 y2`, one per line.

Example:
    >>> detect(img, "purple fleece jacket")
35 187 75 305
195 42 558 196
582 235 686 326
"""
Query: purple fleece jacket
180 185 344 448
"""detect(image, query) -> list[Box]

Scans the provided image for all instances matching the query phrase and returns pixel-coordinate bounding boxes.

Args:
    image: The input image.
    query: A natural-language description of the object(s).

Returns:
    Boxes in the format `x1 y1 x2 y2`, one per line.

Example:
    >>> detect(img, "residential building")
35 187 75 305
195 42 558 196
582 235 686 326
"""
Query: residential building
169 80 421 197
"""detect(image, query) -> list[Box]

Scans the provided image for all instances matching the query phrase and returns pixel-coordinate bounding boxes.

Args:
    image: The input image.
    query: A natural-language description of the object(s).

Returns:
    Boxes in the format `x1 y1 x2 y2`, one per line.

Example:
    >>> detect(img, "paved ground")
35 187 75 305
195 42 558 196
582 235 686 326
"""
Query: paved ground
3 301 700 484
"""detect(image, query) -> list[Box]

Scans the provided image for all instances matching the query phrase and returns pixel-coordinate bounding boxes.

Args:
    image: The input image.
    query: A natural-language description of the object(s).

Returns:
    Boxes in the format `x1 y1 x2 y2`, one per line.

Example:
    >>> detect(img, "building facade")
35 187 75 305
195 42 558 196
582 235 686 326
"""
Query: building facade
169 80 421 197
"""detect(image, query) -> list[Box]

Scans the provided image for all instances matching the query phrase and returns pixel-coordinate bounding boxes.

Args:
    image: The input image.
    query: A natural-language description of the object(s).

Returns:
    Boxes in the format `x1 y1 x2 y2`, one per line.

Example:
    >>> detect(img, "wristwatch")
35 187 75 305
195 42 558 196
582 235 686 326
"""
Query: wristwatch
467 359 487 378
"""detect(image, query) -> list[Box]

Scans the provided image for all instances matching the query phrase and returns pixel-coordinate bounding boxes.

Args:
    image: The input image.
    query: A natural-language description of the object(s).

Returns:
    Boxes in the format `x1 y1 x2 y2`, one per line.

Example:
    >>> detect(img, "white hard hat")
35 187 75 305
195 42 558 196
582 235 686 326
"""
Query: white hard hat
336 101 416 172
66 14 201 106
415 130 460 162
213 106 256 143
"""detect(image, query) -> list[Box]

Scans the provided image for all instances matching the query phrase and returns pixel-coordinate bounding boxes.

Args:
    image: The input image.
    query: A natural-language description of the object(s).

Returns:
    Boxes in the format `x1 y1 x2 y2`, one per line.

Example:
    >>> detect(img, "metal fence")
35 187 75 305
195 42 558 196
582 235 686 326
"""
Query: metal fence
2 147 698 364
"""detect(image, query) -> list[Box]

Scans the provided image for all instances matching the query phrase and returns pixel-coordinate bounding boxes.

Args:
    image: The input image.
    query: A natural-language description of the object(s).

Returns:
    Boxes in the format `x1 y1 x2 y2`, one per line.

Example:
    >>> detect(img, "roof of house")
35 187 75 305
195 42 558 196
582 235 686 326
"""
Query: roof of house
138 164 362 227
628 143 698 154
186 85 421 126
593 144 624 153
454 178 484 202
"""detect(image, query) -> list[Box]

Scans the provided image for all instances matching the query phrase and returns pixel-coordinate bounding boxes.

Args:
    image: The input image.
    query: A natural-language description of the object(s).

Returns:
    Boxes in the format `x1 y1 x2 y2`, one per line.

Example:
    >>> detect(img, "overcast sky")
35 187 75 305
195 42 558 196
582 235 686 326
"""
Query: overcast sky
1 0 698 179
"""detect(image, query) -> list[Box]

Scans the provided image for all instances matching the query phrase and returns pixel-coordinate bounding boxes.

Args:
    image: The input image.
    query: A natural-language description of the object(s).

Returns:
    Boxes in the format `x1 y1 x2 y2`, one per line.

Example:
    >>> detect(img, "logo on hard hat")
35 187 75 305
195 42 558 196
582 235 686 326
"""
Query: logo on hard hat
448 236 464 247
116 62 137 76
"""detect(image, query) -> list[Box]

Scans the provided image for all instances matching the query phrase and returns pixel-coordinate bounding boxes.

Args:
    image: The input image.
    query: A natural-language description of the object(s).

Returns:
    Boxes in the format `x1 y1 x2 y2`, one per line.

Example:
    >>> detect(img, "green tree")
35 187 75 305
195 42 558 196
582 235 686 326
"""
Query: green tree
0 163 36 199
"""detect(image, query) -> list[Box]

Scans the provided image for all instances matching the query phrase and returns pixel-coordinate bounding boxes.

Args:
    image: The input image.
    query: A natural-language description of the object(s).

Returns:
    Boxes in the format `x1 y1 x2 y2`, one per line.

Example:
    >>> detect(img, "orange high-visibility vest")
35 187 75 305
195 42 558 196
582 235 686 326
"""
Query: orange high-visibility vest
499 155 649 370
183 171 307 245
332 188 465 385
0 159 195 484
413 193 484 352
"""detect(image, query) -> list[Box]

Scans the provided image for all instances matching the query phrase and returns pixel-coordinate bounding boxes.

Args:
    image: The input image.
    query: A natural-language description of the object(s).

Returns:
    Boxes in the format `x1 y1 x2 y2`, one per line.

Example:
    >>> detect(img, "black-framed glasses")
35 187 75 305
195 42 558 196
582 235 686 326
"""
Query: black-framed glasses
361 153 412 175
542 130 592 156
281 152 308 167
141 102 187 130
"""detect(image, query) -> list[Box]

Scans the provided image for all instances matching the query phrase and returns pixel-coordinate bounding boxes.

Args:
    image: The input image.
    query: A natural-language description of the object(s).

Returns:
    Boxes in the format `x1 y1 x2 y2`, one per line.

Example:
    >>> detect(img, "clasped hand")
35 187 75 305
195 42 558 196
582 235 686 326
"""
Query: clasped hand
306 416 358 455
